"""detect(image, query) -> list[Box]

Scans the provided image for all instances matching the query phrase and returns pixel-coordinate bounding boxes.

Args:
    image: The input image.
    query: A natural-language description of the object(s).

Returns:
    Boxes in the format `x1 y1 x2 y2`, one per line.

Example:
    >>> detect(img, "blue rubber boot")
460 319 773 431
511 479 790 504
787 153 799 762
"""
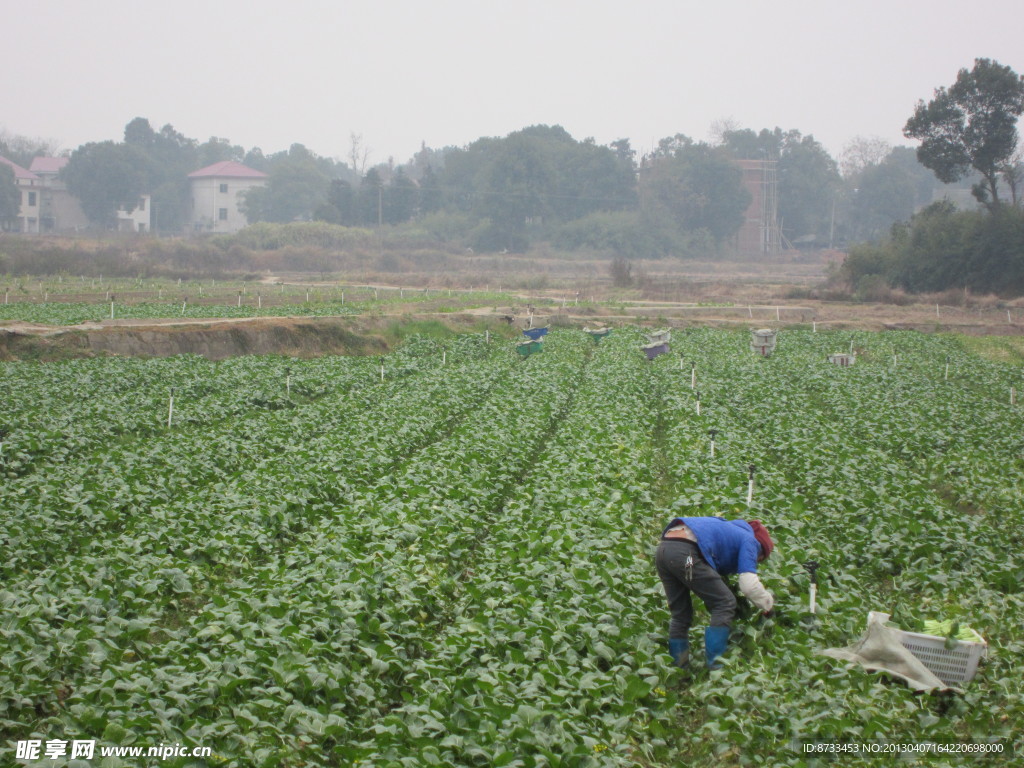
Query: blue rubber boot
705 626 730 669
668 638 689 668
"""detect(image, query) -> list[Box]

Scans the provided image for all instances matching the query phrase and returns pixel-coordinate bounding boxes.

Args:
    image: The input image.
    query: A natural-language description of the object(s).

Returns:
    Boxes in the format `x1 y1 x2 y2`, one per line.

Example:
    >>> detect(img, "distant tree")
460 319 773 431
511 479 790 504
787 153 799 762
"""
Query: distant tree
839 146 939 243
62 141 148 226
846 158 919 241
197 137 245 167
609 257 633 286
241 143 331 223
357 168 384 225
348 133 371 179
720 126 841 243
904 58 1024 210
385 169 417 224
314 179 355 225
0 163 20 226
243 148 269 172
472 131 555 249
776 133 842 244
0 129 61 168
123 118 199 232
418 164 443 214
839 136 893 178
609 138 636 172
640 141 751 243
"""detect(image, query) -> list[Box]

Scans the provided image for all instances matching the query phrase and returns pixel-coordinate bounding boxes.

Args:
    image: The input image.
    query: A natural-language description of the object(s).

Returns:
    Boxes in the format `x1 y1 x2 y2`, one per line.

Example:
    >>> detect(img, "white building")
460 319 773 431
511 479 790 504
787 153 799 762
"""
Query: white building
0 156 41 232
187 161 268 233
28 157 90 232
116 194 152 233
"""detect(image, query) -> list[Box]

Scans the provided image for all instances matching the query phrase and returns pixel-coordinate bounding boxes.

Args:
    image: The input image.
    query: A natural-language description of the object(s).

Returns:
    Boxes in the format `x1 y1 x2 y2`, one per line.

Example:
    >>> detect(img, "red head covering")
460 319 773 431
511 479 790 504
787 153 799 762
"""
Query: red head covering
748 520 774 560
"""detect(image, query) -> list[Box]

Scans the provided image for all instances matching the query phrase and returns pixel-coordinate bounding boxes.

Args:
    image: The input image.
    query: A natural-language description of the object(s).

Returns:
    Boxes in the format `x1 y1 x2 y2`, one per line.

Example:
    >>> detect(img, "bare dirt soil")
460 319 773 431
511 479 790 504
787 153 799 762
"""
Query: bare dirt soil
3 251 1022 360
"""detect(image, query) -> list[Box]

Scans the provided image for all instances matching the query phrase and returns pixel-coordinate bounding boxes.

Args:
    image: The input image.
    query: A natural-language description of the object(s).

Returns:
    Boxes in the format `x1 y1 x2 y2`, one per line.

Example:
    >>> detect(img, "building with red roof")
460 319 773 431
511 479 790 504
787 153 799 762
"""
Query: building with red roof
187 161 268 233
0 156 42 232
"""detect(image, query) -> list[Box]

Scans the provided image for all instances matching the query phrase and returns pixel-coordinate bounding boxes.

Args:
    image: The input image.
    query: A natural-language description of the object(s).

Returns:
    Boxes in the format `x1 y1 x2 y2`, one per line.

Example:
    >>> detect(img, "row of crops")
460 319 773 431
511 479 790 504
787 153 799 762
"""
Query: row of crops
2 328 1023 766
0 284 513 326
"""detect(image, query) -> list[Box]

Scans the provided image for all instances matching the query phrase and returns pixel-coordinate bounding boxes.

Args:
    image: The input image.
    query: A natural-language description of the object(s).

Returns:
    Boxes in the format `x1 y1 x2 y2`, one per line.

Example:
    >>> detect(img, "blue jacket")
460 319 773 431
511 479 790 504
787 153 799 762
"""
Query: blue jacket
662 517 761 575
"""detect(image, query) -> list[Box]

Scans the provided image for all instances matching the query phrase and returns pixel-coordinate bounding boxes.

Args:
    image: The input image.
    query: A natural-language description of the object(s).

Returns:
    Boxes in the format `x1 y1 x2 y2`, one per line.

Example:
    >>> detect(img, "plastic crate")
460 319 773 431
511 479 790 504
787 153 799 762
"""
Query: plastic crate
642 341 669 361
869 612 987 686
516 340 543 357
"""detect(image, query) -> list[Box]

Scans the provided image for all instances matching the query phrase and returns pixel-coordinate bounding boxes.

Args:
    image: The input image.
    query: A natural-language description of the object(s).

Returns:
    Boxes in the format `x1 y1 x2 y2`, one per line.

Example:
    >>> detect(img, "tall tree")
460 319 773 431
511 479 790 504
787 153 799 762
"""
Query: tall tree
314 179 356 225
418 164 443 214
123 118 198 232
838 136 893 179
904 58 1024 210
357 168 384 225
640 140 751 242
385 169 417 224
241 143 331 223
62 141 148 226
0 163 20 226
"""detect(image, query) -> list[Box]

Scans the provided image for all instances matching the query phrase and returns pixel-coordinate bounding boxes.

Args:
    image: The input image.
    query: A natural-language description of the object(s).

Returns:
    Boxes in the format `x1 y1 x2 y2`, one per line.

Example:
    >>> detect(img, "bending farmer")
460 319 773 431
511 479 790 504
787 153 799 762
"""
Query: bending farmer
656 516 774 669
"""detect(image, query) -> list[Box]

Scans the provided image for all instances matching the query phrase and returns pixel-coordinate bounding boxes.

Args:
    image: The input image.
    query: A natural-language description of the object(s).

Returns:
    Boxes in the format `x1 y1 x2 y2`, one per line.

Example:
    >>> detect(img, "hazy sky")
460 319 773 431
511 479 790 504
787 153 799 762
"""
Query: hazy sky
3 0 1022 166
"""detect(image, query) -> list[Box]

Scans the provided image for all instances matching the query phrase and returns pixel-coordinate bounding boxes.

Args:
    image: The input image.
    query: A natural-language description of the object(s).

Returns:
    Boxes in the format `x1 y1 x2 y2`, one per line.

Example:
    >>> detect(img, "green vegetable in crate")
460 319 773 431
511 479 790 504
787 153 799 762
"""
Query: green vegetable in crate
922 619 984 643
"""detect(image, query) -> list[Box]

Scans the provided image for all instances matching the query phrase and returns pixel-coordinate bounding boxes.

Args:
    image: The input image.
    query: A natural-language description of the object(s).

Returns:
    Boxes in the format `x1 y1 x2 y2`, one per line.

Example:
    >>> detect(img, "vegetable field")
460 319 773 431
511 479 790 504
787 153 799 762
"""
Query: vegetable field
2 328 1023 767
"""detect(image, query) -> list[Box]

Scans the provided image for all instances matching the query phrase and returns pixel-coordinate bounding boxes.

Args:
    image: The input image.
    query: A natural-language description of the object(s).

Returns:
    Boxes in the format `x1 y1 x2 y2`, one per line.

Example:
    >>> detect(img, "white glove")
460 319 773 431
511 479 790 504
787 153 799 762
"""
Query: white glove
739 572 774 613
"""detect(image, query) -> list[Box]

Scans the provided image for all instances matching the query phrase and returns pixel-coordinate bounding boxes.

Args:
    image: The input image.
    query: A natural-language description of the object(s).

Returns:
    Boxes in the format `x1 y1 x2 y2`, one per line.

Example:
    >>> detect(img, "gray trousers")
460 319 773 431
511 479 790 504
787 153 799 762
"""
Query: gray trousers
656 539 737 638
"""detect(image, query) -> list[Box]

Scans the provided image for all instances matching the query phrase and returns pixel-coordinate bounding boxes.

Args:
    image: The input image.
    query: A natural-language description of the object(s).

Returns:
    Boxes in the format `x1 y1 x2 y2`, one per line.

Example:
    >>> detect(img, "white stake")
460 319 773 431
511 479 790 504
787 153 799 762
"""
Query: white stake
110 302 114 319
691 365 696 390
342 291 345 305
258 294 262 309
167 391 175 427
747 465 756 505
936 304 940 317
380 364 385 382
813 321 817 332
776 306 780 321
485 330 490 343
442 350 446 366
181 301 187 315
1008 310 1013 323
748 305 752 318
306 290 310 302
